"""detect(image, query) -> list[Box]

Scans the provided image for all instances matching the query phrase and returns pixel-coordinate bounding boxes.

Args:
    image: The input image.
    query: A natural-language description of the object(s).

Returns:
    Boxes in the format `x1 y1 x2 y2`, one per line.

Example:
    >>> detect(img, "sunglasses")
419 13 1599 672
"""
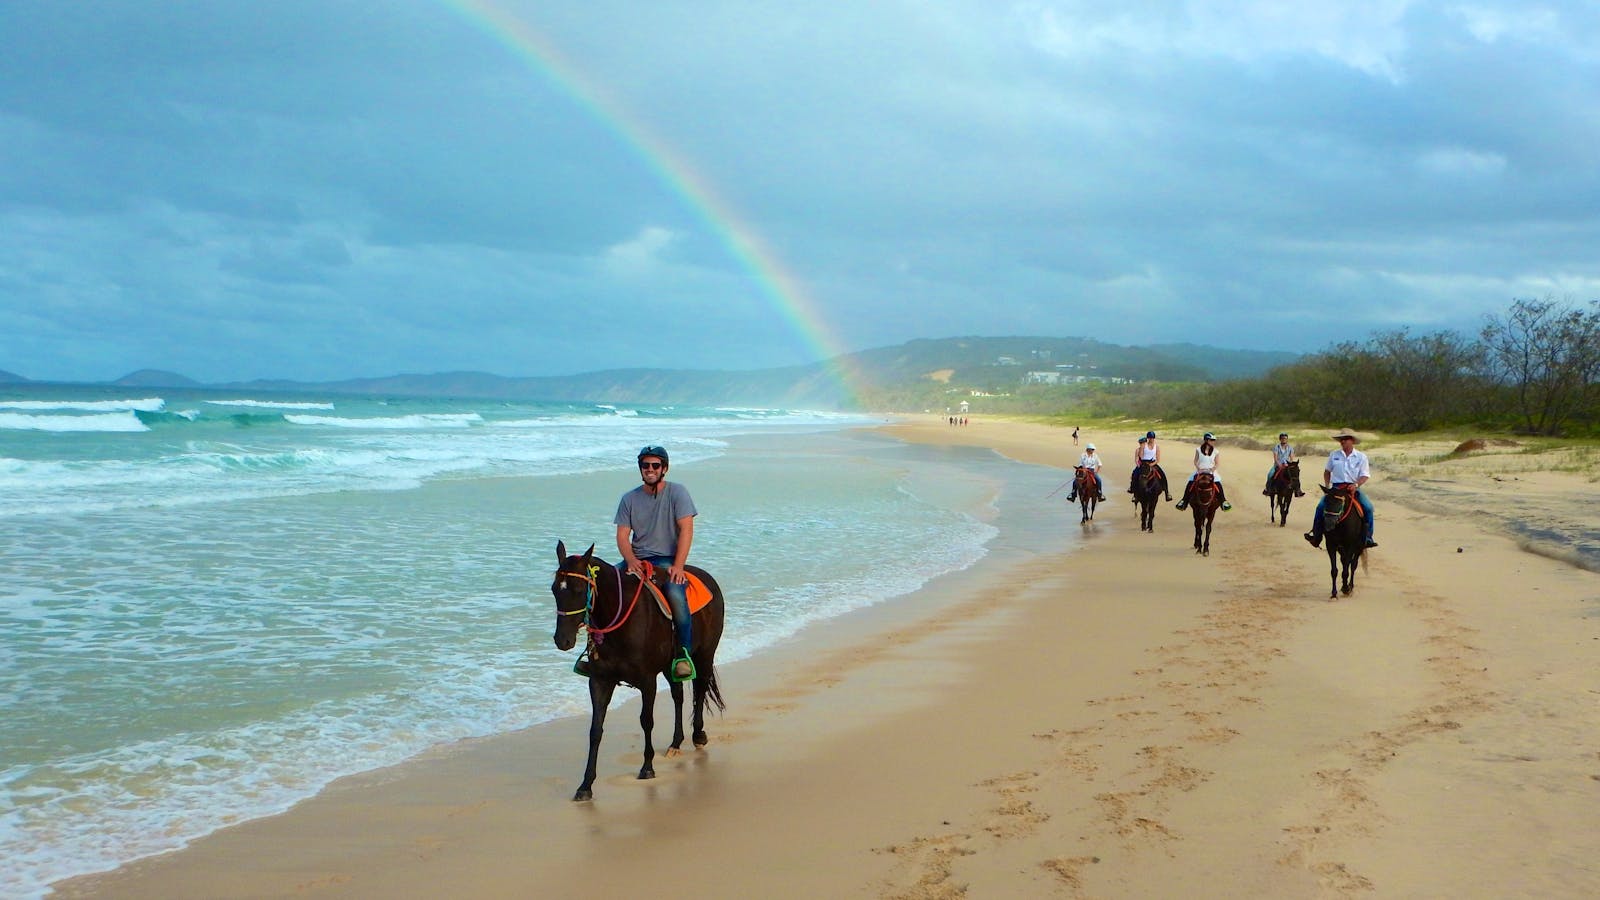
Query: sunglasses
639 461 664 470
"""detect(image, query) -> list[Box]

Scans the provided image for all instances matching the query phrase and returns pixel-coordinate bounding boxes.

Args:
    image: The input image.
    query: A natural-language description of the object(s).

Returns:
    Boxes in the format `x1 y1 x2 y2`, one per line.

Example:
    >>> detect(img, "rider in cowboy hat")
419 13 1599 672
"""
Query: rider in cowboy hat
1304 428 1377 549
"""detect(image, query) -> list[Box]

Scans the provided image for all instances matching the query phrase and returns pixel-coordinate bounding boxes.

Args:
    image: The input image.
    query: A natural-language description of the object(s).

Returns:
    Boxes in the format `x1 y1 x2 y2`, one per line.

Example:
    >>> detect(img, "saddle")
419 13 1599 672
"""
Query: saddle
633 561 714 618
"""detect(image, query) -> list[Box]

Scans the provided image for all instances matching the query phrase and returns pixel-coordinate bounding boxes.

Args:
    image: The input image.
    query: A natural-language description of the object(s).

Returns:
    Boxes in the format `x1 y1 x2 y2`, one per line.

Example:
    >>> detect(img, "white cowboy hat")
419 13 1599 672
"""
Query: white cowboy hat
1331 428 1360 441
1085 443 1096 450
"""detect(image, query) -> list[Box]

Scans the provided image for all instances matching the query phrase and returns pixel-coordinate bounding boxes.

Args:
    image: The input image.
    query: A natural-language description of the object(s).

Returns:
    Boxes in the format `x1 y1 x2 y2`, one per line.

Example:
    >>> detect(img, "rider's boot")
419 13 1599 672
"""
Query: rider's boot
1067 491 1077 501
1174 486 1189 511
1303 531 1322 548
1219 484 1232 511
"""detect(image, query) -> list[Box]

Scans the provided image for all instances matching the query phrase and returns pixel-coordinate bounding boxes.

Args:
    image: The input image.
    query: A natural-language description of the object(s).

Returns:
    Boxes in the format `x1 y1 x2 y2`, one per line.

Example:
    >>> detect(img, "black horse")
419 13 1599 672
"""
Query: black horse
1072 466 1099 523
551 541 725 801
1268 460 1301 527
1134 461 1165 533
1187 472 1222 556
1318 486 1367 599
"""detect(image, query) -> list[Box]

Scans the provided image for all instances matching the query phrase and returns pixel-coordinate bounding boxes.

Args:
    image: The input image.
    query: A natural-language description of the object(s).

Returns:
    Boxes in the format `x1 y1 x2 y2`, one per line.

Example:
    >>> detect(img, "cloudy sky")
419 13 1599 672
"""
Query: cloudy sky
2 1 1597 383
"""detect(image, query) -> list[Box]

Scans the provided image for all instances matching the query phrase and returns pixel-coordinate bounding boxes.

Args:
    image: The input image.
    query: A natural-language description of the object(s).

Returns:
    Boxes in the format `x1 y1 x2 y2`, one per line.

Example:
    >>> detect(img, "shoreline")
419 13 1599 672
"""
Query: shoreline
55 417 1600 897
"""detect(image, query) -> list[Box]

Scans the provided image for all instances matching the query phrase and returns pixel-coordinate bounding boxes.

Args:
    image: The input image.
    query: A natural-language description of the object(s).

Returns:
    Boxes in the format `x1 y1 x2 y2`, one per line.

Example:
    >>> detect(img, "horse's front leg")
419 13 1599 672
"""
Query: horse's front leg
575 678 618 801
664 679 687 757
637 680 658 780
1202 517 1212 556
1326 548 1339 600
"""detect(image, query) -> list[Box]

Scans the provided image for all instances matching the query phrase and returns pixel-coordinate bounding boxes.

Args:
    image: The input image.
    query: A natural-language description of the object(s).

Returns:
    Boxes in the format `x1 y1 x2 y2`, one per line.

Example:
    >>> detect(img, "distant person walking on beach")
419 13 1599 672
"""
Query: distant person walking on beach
1303 429 1378 550
1066 443 1106 502
615 445 698 679
1128 430 1172 501
1175 432 1231 511
1072 426 1079 446
1264 432 1306 497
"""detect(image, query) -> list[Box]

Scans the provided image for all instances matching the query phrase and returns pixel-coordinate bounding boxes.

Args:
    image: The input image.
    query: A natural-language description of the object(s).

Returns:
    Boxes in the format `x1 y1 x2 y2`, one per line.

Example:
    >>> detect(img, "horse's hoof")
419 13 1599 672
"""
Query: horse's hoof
573 788 593 802
638 768 656 780
693 731 708 747
663 747 683 758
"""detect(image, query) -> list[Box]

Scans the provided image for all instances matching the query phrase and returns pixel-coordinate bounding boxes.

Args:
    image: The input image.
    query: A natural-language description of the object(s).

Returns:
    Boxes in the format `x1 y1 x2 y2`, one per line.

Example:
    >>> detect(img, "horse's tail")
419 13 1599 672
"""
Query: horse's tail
703 665 726 713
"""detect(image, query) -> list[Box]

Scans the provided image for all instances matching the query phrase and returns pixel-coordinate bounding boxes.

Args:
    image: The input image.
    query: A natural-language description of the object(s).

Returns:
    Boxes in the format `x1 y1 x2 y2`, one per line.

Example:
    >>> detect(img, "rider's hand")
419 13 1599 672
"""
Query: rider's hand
667 564 687 584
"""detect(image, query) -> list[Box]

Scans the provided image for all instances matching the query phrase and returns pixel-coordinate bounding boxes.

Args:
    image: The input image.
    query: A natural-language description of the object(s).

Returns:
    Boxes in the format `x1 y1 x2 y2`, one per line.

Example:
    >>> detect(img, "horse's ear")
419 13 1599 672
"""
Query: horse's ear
556 540 567 565
583 543 595 563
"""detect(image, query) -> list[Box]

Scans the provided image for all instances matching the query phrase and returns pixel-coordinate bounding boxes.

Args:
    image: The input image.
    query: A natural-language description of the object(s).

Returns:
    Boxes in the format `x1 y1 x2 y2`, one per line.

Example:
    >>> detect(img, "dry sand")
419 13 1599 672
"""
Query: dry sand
56 418 1600 898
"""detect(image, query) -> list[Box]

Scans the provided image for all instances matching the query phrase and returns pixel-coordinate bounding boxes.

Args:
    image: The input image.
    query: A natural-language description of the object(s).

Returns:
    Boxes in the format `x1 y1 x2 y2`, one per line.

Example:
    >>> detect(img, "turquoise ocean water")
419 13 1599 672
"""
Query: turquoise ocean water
0 387 1074 896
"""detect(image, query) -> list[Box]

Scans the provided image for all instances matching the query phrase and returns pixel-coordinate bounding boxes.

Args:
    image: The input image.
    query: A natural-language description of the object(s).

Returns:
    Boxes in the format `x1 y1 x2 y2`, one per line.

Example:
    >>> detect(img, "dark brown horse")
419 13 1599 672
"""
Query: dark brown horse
1134 461 1165 532
1073 466 1099 523
1268 460 1301 527
551 541 725 801
1185 472 1222 555
1318 486 1367 599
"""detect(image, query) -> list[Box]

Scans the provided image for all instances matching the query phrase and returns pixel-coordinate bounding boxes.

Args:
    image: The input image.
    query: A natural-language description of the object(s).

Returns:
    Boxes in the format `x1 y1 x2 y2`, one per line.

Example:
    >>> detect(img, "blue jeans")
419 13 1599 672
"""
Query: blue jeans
1310 490 1374 542
645 556 692 652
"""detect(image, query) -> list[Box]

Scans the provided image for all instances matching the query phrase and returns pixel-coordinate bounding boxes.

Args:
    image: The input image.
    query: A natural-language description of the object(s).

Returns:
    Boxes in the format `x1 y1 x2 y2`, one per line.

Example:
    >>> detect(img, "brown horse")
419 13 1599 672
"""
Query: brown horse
1318 486 1368 599
1072 466 1099 523
1268 460 1301 527
551 541 725 801
1134 461 1165 532
1187 472 1221 555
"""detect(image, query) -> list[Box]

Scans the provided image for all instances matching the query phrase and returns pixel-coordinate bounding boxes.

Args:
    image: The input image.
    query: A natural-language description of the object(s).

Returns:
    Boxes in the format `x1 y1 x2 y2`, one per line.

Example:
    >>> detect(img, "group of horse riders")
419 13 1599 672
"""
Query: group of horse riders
601 429 1379 688
1072 428 1376 548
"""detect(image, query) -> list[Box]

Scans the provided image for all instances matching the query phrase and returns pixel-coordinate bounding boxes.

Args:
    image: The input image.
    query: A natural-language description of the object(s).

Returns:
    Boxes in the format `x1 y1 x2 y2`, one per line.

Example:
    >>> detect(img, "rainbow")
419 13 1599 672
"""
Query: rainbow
445 0 862 403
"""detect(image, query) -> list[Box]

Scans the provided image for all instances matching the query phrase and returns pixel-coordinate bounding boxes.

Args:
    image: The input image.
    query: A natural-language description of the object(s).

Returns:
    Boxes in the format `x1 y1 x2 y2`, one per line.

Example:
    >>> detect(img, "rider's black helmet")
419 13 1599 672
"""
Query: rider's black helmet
637 445 668 465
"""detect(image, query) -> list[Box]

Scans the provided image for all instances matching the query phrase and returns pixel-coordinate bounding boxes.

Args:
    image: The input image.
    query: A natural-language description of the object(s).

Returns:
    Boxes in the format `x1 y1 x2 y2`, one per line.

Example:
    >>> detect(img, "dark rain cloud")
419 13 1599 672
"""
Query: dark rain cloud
1 0 1596 382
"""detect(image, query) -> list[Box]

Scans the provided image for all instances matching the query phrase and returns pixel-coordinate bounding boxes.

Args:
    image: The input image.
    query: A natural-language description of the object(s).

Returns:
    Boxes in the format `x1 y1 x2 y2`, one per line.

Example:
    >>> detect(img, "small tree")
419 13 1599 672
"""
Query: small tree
1481 297 1600 435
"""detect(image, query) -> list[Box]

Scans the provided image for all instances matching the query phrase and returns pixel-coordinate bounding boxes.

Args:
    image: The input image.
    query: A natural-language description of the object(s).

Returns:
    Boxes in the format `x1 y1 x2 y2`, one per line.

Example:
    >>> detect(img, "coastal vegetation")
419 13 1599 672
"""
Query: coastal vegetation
936 298 1600 438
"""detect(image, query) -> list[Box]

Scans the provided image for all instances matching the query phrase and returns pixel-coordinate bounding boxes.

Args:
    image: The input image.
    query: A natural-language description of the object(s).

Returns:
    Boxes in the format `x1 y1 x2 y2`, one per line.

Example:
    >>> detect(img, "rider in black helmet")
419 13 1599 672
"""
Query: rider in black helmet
613 445 699 679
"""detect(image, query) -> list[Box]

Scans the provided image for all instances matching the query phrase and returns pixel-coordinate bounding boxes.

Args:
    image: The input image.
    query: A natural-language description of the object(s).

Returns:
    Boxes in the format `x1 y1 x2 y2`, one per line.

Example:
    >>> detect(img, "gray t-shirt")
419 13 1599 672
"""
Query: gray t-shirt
614 481 697 559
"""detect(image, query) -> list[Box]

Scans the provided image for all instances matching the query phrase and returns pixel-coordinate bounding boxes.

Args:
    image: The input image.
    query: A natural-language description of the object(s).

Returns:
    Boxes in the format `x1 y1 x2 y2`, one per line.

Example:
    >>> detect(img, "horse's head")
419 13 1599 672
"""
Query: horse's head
1195 472 1215 485
1284 460 1299 474
551 540 596 651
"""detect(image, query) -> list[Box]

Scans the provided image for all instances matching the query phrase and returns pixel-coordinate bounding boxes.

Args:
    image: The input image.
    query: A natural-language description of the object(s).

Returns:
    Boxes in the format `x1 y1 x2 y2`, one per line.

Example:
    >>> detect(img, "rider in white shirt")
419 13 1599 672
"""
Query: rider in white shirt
1126 430 1173 501
1174 432 1232 511
1066 443 1107 502
1304 429 1378 549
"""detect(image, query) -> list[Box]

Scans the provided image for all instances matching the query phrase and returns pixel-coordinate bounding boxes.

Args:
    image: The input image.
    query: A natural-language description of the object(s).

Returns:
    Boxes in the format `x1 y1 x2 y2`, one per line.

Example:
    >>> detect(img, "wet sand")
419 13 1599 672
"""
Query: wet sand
56 418 1600 898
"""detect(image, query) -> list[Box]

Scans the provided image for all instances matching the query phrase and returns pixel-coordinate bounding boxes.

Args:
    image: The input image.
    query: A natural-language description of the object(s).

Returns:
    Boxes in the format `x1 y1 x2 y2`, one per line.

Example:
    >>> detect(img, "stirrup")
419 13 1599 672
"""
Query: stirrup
573 649 594 678
670 650 696 683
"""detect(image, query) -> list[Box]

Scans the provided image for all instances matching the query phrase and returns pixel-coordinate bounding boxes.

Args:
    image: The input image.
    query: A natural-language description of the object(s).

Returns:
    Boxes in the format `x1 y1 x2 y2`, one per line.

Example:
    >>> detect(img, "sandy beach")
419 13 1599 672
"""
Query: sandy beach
55 418 1600 898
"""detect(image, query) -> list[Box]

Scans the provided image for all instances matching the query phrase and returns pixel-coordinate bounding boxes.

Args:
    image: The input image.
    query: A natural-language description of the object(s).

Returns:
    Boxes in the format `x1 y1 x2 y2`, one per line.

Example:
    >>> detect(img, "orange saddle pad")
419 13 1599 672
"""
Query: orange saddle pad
647 572 713 618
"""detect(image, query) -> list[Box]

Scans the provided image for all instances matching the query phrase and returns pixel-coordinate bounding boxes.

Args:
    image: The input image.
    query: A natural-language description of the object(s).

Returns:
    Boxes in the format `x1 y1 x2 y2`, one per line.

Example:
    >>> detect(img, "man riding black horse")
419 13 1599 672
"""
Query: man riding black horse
1303 429 1378 550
